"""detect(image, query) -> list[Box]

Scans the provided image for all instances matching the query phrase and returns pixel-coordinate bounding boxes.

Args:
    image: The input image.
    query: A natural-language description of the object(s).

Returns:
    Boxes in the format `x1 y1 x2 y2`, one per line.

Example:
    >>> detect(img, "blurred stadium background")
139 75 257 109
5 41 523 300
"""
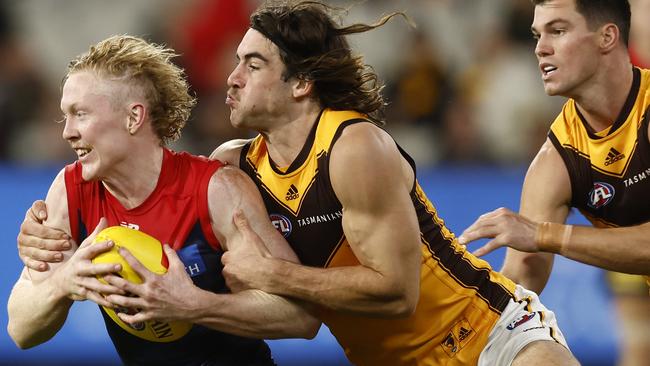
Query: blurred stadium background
1 0 648 365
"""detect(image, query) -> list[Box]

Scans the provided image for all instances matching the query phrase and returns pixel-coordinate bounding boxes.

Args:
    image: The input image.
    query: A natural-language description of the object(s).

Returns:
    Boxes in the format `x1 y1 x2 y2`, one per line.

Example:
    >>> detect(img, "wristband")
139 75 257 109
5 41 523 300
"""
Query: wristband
535 222 573 255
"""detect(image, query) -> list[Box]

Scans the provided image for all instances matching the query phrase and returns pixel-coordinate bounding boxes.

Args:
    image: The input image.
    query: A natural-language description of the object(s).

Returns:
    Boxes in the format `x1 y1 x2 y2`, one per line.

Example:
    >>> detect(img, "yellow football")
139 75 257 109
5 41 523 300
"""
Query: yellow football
92 226 192 342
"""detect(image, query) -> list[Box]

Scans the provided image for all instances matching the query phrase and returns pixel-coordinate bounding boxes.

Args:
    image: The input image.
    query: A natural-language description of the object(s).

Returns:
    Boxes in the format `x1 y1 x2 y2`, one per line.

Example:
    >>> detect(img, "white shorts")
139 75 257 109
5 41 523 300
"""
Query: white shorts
478 285 571 366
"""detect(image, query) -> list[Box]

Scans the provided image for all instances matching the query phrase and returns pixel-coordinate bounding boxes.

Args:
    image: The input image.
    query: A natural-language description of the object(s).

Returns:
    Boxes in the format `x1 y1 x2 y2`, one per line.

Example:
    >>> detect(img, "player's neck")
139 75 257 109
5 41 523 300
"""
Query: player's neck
262 102 322 168
101 144 164 210
573 58 634 133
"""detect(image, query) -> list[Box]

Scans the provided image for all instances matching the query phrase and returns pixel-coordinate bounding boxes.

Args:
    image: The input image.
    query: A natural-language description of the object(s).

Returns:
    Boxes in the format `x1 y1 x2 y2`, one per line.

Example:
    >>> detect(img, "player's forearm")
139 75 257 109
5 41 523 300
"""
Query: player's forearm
262 259 416 317
7 274 72 348
538 223 650 274
189 289 319 339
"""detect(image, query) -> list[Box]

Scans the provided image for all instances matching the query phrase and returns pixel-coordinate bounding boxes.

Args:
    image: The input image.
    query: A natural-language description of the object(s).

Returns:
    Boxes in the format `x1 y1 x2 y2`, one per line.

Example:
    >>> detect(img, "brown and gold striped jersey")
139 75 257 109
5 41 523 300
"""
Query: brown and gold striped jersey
549 67 650 226
549 66 650 288
239 109 516 365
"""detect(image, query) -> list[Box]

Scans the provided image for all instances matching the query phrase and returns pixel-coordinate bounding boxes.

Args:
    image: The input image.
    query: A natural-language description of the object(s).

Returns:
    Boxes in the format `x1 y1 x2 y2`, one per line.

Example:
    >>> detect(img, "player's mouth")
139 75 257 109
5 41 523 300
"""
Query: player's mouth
74 147 92 160
225 93 237 107
540 63 557 79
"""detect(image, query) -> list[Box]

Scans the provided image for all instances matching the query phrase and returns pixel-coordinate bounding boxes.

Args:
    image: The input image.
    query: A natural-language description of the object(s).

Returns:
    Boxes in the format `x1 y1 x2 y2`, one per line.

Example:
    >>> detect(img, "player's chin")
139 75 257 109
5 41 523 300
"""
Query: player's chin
229 112 244 129
80 165 99 181
542 84 562 97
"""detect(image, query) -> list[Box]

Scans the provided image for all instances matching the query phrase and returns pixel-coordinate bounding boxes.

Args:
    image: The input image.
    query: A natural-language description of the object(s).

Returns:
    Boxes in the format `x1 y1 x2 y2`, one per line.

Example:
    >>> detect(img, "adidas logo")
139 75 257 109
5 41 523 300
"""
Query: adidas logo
285 184 299 201
604 147 624 166
458 327 472 342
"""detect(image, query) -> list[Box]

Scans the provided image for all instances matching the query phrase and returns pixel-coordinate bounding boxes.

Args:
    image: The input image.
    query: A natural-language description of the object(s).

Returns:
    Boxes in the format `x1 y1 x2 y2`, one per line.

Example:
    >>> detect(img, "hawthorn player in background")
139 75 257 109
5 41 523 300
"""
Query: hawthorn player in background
460 1 650 364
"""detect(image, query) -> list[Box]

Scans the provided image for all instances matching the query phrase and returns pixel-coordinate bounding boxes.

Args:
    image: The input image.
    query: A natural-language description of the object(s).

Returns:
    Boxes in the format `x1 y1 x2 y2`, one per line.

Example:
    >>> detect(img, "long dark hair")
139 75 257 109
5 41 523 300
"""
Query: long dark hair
250 1 412 124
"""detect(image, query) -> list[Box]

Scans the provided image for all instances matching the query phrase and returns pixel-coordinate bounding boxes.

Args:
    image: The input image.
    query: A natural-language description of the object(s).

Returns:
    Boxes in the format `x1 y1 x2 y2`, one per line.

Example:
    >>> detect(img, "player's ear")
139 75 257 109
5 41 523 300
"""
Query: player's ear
292 74 314 99
126 103 146 135
599 23 619 53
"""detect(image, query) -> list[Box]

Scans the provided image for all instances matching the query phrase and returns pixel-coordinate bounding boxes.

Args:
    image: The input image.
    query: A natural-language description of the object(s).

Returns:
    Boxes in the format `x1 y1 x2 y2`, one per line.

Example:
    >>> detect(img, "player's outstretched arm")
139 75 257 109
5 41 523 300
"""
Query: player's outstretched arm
462 139 571 294
460 206 650 275
461 138 650 289
8 170 121 348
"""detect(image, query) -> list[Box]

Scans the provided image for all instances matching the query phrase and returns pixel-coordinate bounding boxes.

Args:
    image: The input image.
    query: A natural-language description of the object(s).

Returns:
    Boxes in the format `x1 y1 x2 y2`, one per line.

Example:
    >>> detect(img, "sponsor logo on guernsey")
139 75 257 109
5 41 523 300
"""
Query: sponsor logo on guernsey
624 167 650 187
285 184 299 201
119 222 140 230
297 210 343 228
270 214 292 237
507 312 536 330
178 244 207 277
588 182 615 209
604 147 625 166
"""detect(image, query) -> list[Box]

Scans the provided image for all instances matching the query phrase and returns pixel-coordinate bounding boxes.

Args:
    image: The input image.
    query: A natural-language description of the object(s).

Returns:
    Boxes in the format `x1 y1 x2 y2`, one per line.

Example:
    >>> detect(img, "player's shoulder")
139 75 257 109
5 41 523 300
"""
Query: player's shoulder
334 121 395 157
208 164 256 196
524 138 571 204
48 167 69 196
529 138 564 173
209 138 254 167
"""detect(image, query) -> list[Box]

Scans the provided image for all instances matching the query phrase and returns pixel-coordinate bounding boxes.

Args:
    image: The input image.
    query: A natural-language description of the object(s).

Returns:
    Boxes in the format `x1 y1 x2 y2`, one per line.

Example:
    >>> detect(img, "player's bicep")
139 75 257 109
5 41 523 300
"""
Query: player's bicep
330 124 420 277
208 166 299 262
28 169 74 282
503 139 571 285
520 138 572 220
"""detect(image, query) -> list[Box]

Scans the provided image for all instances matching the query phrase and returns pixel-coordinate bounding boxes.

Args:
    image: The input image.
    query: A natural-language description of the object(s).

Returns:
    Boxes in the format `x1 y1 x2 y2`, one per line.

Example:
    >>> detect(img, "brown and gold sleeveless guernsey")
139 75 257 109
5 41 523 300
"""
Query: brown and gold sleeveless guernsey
549 67 650 290
240 109 516 365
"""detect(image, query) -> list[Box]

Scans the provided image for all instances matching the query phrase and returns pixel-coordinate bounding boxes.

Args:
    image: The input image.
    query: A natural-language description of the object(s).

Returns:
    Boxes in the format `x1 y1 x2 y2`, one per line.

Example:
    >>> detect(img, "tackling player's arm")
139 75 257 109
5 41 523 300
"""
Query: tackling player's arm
94 159 318 339
104 165 320 339
223 124 421 316
7 170 119 348
17 200 72 271
190 165 320 339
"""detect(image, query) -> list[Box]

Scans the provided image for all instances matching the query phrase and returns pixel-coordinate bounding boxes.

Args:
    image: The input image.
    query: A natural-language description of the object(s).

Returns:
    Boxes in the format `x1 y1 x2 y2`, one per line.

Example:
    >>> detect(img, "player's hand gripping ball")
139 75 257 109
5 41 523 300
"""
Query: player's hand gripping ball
92 226 192 342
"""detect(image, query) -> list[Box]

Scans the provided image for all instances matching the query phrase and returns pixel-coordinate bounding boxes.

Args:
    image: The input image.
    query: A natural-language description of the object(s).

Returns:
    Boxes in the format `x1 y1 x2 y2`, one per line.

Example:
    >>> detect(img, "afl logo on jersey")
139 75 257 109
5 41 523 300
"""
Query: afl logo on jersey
588 182 615 209
506 312 536 330
270 214 292 238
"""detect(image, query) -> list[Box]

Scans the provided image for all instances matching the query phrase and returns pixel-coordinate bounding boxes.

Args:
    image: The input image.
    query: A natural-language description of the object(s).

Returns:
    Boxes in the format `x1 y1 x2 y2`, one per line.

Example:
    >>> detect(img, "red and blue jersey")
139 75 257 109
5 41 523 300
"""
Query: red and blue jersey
64 148 274 366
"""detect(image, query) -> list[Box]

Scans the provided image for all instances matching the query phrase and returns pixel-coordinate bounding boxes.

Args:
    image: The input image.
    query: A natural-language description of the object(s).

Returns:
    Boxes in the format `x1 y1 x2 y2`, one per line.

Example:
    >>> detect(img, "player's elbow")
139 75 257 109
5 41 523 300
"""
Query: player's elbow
389 291 418 317
7 304 55 350
8 322 38 350
381 281 419 318
296 318 320 340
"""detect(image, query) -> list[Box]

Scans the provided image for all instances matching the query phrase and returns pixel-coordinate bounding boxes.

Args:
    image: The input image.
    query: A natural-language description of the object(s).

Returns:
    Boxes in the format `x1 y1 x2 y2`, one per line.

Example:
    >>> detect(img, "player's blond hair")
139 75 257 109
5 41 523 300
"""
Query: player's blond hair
66 35 196 144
